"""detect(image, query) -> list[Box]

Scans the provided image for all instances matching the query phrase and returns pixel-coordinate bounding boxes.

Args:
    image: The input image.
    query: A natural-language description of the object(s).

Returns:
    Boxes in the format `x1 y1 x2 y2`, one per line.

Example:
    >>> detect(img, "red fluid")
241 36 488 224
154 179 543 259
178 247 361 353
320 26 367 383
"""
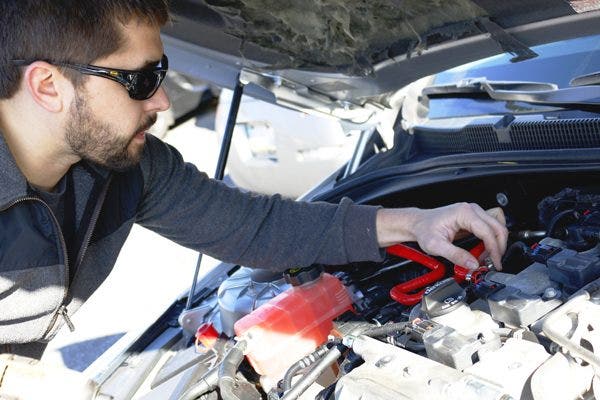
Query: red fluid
234 273 353 378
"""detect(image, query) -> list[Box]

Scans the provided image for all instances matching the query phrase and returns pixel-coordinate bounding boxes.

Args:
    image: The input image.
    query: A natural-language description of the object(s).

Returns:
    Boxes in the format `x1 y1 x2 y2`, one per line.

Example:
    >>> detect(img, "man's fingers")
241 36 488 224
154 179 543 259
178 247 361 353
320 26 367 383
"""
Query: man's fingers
409 202 509 271
426 239 479 269
486 207 506 226
460 205 505 270
473 205 509 255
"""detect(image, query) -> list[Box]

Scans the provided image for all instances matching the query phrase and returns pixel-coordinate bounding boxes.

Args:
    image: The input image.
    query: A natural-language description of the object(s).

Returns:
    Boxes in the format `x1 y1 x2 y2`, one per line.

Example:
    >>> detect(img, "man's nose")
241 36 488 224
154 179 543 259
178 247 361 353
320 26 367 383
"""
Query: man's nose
144 86 170 113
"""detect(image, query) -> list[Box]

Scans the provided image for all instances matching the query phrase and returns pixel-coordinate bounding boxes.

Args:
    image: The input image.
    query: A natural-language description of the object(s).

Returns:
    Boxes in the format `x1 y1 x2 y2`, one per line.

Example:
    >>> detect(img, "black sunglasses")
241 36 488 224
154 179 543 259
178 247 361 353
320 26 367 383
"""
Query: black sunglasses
12 55 169 100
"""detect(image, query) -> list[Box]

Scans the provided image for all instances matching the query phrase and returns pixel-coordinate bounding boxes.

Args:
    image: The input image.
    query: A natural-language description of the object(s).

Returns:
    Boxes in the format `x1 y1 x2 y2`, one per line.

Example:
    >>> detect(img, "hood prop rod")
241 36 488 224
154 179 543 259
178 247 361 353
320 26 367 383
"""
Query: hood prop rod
184 76 245 312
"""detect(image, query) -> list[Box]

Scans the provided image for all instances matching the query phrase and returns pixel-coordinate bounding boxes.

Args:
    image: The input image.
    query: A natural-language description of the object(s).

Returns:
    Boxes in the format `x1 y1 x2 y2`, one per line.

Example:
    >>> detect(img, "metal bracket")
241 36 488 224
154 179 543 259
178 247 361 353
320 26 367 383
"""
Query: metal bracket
178 304 216 336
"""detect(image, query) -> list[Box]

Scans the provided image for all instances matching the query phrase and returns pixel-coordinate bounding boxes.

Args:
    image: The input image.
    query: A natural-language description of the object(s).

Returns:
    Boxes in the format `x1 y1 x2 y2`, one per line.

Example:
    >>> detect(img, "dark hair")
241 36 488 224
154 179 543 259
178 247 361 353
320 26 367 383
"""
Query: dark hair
0 0 170 99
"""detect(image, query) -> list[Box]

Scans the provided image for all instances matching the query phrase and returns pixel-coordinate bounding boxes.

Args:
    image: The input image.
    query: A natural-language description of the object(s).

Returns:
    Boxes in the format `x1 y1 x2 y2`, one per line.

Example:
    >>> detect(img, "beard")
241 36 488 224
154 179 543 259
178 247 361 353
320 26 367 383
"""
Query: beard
65 94 157 171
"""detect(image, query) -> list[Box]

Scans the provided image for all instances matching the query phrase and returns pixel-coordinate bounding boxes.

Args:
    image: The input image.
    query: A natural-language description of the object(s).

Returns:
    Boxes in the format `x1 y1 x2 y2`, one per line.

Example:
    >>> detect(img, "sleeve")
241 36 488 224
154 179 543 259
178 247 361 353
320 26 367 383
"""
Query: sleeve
135 135 384 271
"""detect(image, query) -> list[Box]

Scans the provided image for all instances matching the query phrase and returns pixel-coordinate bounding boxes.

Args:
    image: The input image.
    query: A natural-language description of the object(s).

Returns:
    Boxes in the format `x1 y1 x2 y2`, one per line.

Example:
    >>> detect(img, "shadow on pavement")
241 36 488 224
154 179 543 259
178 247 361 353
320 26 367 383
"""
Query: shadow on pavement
57 332 125 371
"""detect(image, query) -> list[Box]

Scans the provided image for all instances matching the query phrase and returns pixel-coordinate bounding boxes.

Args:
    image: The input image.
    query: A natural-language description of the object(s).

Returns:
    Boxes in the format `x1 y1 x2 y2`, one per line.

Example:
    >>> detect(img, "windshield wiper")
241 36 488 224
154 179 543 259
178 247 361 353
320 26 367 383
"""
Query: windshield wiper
422 77 600 107
570 71 600 87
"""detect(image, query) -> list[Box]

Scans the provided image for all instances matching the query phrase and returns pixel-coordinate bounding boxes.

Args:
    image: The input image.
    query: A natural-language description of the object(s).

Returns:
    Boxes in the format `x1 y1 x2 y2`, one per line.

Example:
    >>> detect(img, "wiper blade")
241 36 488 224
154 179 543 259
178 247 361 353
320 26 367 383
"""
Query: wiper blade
423 77 600 107
570 71 600 87
423 78 557 96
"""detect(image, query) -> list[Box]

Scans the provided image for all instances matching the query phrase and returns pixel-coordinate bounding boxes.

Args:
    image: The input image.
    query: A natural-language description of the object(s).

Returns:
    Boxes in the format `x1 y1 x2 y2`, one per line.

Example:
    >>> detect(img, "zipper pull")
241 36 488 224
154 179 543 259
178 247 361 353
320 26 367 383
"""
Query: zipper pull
59 305 75 332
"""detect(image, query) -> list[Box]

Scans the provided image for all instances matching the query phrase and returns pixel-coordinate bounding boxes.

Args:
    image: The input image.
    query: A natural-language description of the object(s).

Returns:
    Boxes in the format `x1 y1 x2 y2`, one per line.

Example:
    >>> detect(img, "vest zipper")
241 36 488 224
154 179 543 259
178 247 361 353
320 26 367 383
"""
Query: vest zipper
58 305 75 332
73 176 112 274
1 197 72 338
50 176 112 337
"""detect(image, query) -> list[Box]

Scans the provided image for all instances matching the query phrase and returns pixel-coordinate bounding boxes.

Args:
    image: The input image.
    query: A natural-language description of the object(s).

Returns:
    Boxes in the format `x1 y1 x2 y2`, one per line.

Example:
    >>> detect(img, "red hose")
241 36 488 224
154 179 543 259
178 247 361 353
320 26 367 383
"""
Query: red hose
388 242 488 306
453 242 486 284
388 244 446 306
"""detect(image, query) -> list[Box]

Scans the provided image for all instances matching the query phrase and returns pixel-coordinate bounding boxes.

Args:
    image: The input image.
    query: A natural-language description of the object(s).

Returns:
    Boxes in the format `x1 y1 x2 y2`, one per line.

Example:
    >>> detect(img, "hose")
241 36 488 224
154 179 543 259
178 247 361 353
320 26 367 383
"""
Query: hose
547 209 578 238
360 321 409 338
217 340 261 400
515 230 547 241
503 241 529 260
282 344 330 391
281 345 345 400
404 339 426 352
453 242 486 284
178 367 219 400
387 244 446 305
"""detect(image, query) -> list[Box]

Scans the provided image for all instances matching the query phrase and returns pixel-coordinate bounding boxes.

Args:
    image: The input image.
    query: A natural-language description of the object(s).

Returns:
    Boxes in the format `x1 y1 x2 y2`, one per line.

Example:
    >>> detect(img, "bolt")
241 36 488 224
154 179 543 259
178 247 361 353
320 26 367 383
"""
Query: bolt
543 287 559 300
496 192 509 207
375 355 393 368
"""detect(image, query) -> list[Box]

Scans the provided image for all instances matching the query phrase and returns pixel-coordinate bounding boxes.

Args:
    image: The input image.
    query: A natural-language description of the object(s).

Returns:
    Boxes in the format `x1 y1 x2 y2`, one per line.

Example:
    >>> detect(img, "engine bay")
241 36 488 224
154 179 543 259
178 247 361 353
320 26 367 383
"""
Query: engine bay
104 172 600 400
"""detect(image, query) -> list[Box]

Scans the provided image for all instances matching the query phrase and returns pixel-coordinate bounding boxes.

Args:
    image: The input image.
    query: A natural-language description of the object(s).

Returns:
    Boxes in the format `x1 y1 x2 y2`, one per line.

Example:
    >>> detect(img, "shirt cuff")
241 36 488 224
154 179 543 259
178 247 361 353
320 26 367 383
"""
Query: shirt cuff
342 199 385 263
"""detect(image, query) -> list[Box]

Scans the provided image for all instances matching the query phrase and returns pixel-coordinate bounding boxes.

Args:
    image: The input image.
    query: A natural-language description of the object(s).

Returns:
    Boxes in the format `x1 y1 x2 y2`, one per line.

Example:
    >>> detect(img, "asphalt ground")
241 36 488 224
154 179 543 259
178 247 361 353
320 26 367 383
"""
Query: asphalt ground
42 117 222 372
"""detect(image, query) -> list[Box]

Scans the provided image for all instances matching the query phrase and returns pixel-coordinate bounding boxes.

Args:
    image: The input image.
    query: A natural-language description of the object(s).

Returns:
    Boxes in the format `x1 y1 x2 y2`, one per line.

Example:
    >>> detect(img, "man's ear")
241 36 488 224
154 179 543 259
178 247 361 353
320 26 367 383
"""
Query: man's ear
22 61 72 113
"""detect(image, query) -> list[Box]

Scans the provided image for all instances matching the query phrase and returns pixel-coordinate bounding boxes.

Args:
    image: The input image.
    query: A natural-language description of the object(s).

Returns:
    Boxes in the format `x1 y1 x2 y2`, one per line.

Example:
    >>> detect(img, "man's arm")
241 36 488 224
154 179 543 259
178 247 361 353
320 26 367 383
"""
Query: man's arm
376 204 508 269
137 135 507 270
135 135 384 270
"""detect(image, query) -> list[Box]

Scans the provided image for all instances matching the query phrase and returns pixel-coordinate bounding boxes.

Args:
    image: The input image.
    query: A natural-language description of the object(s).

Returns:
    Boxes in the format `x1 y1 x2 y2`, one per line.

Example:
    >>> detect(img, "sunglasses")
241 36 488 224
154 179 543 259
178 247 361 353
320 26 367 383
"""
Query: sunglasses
12 55 169 100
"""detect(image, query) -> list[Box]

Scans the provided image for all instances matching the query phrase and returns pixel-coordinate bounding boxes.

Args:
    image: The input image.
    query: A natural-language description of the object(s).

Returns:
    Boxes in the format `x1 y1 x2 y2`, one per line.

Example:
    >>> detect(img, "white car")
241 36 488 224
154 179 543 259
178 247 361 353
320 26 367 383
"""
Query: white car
7 2 600 400
216 89 358 198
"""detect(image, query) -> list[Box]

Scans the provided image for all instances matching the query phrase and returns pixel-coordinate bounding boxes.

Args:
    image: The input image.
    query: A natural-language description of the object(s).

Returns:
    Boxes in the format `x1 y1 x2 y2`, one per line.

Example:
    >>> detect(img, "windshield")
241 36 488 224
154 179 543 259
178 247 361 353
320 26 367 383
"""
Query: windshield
426 34 600 119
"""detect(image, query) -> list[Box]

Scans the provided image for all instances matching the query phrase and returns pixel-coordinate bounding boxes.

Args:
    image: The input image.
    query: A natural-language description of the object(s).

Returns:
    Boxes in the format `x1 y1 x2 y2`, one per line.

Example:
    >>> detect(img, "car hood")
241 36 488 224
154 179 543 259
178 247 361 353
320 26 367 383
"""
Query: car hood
163 1 600 122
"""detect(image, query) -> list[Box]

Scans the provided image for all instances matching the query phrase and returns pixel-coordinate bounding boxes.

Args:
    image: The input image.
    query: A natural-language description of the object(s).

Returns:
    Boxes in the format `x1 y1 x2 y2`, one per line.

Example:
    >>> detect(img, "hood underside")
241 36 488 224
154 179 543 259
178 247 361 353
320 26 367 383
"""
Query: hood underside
163 0 600 117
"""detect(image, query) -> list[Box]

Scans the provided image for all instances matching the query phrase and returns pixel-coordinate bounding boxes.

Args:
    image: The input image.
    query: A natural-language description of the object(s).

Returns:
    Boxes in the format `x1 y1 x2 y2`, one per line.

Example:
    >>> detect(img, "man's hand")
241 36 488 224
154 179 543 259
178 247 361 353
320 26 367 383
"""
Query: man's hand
376 203 508 270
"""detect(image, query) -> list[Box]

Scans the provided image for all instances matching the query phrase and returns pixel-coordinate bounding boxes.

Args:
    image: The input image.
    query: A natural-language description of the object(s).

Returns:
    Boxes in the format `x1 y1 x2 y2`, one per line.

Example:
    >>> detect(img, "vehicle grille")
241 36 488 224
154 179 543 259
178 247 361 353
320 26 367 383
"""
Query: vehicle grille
414 118 600 154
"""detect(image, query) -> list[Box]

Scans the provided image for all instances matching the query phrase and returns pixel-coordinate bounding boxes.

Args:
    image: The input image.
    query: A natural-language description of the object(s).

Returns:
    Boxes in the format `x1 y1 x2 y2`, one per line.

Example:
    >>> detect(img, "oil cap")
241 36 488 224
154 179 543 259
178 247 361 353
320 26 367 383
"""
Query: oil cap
421 278 467 318
284 265 324 286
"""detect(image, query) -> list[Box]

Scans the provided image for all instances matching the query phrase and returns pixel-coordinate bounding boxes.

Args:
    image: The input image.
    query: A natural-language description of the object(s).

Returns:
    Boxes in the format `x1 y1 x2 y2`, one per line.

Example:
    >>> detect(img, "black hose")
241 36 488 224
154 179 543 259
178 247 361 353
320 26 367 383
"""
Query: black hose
503 241 529 258
386 332 425 352
404 339 425 352
218 340 252 400
360 321 409 338
547 209 578 238
282 344 330 391
500 241 531 273
178 366 219 400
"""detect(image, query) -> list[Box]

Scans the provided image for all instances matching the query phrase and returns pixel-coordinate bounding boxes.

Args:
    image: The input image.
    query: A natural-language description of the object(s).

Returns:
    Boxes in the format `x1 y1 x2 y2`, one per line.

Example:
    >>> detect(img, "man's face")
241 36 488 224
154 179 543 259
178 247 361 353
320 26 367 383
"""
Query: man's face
64 21 170 170
65 91 157 171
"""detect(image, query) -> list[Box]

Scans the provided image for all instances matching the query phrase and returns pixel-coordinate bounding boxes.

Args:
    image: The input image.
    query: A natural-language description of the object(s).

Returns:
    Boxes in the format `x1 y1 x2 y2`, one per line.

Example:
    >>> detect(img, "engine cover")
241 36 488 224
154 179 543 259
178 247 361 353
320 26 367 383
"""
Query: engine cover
336 335 548 400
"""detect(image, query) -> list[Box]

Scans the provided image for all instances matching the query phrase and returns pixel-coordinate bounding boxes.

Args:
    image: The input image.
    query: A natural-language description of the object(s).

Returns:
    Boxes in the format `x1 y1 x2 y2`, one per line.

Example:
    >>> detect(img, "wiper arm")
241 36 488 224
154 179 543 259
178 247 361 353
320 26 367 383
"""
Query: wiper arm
423 77 600 107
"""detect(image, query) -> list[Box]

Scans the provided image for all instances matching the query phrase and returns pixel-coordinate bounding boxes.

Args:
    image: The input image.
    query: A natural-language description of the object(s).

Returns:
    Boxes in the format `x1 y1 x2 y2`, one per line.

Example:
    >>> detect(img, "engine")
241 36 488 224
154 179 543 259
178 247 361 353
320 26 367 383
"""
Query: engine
163 188 600 400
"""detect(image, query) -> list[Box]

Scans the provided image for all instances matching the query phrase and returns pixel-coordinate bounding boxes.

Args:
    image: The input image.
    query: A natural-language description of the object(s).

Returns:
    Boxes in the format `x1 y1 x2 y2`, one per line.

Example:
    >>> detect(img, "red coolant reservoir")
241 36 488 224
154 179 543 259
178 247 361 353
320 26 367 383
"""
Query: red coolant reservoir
234 270 353 378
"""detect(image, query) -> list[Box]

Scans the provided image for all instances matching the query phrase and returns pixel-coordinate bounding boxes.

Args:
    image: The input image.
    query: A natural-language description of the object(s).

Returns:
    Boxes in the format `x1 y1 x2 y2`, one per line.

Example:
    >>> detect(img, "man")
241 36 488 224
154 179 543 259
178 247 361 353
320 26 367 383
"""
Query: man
0 0 507 359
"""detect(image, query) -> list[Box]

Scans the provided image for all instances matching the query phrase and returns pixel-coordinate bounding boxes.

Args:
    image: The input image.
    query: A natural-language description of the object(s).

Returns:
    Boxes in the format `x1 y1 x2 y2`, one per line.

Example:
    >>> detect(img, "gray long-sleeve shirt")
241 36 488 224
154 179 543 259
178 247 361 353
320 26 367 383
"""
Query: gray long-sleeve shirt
0 133 384 357
137 135 384 269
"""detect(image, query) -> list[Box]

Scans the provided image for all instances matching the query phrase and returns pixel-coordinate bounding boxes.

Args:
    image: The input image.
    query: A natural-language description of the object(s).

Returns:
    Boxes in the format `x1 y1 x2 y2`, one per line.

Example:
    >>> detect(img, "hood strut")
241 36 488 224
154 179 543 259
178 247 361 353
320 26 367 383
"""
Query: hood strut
215 78 246 181
184 76 246 312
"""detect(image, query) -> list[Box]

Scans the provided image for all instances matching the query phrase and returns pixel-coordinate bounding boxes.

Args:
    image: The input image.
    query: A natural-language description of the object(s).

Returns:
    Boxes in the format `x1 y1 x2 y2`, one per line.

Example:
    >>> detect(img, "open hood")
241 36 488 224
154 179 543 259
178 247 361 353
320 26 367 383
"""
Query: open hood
162 0 600 122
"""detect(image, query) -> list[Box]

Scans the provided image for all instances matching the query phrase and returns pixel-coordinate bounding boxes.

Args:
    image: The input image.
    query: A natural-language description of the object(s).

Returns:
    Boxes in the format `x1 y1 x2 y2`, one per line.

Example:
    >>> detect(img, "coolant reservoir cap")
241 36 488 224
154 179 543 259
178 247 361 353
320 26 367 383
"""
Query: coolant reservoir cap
284 265 324 286
421 278 467 317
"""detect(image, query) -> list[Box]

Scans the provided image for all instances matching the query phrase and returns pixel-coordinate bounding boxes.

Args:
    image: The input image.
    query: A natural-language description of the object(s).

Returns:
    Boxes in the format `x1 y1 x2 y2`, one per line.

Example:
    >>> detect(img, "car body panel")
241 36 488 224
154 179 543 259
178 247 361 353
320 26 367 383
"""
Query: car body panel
162 1 600 114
